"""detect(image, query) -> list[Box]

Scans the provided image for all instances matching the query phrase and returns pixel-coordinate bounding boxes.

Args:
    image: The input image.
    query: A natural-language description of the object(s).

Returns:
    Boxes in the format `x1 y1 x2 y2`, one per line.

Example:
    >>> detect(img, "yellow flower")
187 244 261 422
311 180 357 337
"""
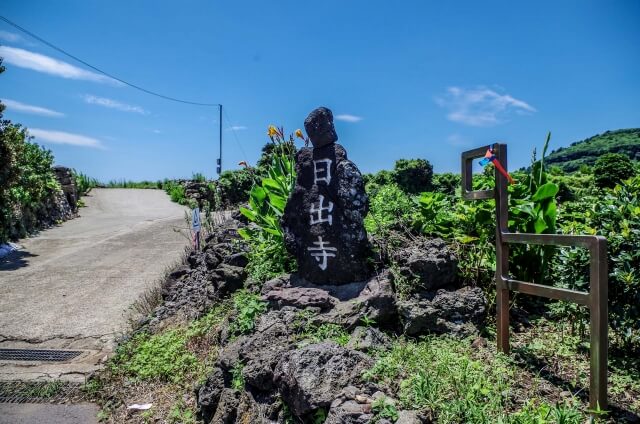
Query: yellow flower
295 129 304 139
267 125 278 137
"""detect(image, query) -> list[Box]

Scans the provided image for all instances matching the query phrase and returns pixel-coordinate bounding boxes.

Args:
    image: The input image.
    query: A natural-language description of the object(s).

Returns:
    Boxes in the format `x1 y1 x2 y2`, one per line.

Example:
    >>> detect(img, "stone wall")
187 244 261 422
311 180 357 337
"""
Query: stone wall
53 166 78 213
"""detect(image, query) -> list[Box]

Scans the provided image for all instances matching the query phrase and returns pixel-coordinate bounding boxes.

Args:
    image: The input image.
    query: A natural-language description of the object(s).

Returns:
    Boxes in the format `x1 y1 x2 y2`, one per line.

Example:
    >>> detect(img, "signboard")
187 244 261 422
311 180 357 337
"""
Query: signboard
192 207 201 232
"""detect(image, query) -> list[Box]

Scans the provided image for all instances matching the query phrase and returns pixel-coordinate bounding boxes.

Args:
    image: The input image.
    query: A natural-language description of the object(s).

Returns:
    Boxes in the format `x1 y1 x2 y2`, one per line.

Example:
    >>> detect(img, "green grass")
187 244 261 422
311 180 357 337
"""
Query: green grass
364 337 586 424
109 298 233 383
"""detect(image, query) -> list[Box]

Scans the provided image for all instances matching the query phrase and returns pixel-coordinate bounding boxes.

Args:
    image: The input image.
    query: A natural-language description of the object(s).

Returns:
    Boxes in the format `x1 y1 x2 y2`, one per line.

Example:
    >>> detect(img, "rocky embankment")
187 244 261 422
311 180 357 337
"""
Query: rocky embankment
141 214 486 423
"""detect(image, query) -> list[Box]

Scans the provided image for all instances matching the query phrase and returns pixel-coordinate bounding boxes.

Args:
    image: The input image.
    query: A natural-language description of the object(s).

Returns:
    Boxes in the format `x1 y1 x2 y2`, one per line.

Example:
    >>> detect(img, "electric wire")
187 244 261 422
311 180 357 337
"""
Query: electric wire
223 109 249 164
0 15 220 107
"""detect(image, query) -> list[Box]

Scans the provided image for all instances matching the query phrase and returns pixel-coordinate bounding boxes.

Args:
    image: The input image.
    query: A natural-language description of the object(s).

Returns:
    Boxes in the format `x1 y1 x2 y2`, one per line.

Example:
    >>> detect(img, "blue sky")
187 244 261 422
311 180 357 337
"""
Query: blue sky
1 1 639 181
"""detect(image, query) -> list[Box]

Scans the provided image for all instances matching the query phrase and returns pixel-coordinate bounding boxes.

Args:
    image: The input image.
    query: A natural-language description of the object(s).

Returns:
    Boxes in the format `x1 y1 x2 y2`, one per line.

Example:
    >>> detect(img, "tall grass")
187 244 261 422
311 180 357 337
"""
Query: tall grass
105 179 163 189
73 171 100 196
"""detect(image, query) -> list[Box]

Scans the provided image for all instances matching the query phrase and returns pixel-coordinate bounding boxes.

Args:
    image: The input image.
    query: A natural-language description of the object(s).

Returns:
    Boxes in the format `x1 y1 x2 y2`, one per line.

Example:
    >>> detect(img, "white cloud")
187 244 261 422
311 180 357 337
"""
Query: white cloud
0 46 118 84
226 125 247 131
0 31 21 43
335 114 363 123
152 129 162 134
2 98 64 117
28 128 104 149
83 94 147 114
435 86 536 127
446 134 471 147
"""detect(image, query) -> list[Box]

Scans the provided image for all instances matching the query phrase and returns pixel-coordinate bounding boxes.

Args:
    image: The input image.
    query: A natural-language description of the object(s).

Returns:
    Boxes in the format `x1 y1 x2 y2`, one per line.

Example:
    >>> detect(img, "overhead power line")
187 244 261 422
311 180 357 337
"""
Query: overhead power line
223 109 249 164
0 15 220 107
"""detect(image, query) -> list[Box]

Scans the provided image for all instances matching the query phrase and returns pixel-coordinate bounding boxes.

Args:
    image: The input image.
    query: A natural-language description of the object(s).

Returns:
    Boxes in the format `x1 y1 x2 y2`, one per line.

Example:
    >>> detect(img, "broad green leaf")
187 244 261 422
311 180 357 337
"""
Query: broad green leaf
531 183 559 202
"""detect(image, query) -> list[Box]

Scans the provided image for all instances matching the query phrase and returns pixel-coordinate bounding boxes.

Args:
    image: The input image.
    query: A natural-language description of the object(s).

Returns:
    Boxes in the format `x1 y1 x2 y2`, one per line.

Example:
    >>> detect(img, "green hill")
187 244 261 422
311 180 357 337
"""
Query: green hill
546 128 640 172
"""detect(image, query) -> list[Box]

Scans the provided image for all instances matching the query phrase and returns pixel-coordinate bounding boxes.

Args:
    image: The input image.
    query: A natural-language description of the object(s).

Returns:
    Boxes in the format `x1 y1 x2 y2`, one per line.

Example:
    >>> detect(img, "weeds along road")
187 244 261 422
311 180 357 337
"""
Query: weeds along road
0 188 188 381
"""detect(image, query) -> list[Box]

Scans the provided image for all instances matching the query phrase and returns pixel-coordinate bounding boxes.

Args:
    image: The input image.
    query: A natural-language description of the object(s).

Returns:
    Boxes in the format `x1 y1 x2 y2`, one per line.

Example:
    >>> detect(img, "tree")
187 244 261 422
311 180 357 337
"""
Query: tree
393 158 433 194
593 153 636 188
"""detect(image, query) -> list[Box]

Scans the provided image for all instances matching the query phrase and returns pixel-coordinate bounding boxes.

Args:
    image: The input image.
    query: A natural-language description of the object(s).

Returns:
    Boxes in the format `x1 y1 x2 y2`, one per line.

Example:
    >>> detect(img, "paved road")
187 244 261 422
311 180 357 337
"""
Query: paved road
0 188 188 381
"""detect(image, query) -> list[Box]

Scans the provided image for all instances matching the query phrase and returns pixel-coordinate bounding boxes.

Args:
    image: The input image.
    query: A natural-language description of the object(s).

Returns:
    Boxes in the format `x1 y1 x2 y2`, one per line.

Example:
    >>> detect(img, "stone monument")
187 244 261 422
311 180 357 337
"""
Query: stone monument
282 107 370 284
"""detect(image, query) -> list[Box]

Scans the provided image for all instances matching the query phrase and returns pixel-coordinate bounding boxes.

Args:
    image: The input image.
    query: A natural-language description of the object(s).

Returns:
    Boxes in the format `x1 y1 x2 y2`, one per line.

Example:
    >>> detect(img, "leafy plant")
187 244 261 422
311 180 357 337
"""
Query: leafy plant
509 132 559 284
593 152 636 188
239 126 298 283
216 168 259 208
364 182 416 237
229 290 267 335
231 361 245 390
110 330 201 382
72 170 99 196
0 80 62 242
372 397 399 422
299 323 350 347
393 158 434 194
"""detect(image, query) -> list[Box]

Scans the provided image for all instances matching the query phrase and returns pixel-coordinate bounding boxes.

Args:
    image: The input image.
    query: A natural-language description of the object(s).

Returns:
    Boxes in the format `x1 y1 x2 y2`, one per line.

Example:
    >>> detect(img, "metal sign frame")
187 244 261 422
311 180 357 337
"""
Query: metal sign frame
461 143 608 411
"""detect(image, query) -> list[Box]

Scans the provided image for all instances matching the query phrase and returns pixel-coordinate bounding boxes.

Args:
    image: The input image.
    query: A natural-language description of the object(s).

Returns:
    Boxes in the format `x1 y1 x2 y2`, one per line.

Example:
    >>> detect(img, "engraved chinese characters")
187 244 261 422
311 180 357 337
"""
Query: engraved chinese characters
282 107 370 285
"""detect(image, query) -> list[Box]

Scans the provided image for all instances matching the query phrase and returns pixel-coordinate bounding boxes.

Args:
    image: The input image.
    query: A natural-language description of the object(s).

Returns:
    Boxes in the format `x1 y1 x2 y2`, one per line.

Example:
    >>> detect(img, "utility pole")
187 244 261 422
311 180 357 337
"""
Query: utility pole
217 104 222 175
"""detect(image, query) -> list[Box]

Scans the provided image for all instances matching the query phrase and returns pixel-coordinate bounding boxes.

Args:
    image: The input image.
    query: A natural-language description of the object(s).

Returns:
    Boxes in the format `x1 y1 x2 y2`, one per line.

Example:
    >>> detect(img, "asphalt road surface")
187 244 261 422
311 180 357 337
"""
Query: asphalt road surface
0 188 188 381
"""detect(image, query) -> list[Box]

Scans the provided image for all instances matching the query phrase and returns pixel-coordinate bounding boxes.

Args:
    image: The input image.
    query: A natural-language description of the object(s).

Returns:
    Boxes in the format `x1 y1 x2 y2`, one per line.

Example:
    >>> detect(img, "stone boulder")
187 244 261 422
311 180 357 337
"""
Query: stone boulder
274 342 373 418
53 166 78 212
397 286 486 337
391 238 457 293
218 308 298 391
281 107 371 285
347 326 392 352
262 272 398 330
263 286 337 311
197 367 226 422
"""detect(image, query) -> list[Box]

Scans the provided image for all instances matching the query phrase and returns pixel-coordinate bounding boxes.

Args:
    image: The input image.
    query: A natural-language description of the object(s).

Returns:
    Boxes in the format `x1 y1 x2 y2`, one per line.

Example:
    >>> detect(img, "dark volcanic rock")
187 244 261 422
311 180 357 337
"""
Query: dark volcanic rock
212 264 246 295
325 400 373 424
397 286 487 337
262 272 397 330
197 367 225 422
148 216 249 327
210 388 240 424
263 287 337 311
314 271 398 330
218 308 298 391
281 107 371 285
274 342 374 417
391 238 458 293
347 326 392 352
53 166 78 212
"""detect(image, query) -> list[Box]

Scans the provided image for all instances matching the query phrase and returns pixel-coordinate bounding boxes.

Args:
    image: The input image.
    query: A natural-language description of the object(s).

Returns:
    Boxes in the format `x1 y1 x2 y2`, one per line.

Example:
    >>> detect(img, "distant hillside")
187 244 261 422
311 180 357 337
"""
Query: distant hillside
546 128 640 172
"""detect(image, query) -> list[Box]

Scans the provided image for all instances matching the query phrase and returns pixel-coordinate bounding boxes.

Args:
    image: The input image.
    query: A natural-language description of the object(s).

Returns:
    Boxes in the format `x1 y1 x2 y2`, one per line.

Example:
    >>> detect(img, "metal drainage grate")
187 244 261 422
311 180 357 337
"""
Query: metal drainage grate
0 381 81 404
0 348 82 362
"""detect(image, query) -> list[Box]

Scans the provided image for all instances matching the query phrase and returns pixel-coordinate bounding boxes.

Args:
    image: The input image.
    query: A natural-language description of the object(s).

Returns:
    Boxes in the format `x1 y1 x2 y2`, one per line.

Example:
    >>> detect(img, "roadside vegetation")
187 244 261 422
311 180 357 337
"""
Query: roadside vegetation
0 59 67 243
89 125 639 423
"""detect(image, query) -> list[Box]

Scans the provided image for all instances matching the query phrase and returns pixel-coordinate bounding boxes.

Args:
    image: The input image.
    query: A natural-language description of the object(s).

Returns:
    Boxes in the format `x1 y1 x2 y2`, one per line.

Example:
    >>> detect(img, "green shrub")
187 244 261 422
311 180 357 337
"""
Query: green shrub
393 158 433 194
164 181 188 205
0 87 60 242
217 168 259 207
364 183 416 237
363 169 395 190
593 153 636 188
432 172 461 195
554 176 640 349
